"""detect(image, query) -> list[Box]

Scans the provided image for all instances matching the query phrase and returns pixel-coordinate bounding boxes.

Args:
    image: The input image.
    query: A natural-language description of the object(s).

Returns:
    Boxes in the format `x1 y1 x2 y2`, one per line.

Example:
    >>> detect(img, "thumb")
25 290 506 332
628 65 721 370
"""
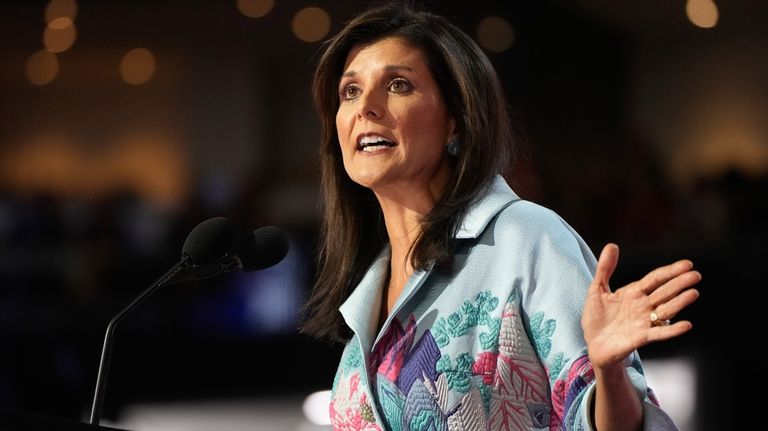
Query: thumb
591 243 619 293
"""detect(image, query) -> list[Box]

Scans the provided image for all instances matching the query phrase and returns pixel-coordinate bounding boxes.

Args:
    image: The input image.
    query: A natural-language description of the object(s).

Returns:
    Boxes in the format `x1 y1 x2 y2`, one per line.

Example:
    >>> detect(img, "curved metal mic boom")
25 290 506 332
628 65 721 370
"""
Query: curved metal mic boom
89 217 236 425
88 219 290 425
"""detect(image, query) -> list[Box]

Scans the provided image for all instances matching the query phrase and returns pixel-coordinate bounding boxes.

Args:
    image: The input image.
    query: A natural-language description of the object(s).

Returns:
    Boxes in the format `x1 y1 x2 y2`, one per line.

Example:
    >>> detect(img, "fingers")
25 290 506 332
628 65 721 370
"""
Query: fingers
591 243 619 293
652 287 700 321
649 270 702 307
646 320 694 343
638 259 694 295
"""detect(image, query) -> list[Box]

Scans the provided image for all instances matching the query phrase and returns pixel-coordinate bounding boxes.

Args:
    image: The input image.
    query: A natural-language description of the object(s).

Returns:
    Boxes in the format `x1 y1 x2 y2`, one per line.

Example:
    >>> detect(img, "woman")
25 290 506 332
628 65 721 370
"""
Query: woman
302 3 700 430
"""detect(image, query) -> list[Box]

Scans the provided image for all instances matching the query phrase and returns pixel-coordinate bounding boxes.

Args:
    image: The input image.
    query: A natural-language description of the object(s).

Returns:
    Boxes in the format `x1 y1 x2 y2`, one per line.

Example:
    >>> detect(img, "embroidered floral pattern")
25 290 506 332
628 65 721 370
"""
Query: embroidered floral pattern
331 370 383 431
528 311 556 360
330 289 633 431
345 343 363 369
435 353 474 393
550 355 594 429
489 294 551 430
360 290 559 431
471 351 498 386
547 352 568 386
367 316 497 431
370 316 418 384
335 345 364 392
432 291 501 351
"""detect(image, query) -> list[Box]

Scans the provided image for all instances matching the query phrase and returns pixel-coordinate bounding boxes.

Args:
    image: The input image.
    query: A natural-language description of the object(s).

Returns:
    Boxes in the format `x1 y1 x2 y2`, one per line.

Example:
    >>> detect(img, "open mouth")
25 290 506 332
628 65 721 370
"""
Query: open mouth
357 135 397 152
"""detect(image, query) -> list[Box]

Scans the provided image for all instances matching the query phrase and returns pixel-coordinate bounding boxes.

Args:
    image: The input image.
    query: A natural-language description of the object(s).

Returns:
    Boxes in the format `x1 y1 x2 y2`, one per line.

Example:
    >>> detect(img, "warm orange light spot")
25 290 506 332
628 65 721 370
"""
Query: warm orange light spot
45 0 78 23
43 22 77 53
236 0 274 18
292 7 331 43
26 50 59 85
0 132 190 208
49 16 73 30
120 48 156 85
477 16 515 52
686 0 719 29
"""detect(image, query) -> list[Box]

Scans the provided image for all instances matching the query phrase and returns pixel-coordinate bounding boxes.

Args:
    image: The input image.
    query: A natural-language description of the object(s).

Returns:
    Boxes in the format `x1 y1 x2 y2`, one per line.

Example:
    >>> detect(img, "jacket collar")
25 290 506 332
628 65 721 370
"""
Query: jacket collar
456 175 520 239
339 175 520 348
339 246 389 352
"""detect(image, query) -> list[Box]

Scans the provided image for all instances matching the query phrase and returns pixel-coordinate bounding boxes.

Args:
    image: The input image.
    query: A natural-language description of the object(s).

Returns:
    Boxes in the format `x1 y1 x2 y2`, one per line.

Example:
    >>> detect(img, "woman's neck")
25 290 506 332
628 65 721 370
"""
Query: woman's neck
374 185 443 317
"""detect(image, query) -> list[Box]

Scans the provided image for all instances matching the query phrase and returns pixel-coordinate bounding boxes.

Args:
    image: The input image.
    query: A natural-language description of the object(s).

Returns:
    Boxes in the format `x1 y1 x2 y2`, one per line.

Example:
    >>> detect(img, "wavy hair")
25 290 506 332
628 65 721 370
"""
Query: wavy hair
301 2 514 342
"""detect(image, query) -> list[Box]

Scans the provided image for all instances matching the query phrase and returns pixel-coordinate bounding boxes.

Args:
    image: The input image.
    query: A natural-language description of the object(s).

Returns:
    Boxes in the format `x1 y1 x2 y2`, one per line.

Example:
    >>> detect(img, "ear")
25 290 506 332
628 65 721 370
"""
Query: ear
446 117 458 142
446 118 461 157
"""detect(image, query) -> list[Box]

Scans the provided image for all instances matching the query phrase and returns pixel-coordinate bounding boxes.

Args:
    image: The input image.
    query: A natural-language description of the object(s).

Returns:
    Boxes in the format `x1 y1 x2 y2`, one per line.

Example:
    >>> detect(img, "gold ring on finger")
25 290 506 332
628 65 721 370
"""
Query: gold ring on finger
650 311 671 326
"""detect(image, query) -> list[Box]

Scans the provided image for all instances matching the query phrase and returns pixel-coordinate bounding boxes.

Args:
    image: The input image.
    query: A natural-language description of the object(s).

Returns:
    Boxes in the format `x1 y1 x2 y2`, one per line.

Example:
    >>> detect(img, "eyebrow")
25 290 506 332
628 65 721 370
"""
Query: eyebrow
341 65 414 78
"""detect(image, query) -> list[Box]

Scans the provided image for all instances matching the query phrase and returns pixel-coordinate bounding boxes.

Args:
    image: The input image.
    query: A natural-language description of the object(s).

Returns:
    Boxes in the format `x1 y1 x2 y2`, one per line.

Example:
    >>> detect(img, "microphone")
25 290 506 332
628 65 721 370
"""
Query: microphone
182 217 238 266
168 225 290 283
89 218 289 425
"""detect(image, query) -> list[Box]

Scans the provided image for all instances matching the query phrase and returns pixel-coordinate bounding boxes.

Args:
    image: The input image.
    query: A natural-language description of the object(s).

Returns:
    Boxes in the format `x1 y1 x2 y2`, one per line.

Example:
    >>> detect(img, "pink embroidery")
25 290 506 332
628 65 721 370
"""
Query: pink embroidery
330 372 382 431
472 351 498 385
329 402 382 431
349 373 360 400
550 355 594 429
489 299 550 429
371 316 417 383
567 356 593 383
550 378 566 429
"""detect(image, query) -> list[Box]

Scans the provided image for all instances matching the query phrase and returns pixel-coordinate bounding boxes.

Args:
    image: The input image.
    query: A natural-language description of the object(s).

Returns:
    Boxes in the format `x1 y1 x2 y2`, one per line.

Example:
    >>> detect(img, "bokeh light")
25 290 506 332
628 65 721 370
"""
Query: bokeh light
302 390 331 425
120 48 156 85
686 0 719 29
26 50 59 85
236 0 274 18
48 16 73 30
291 7 331 43
45 0 78 23
477 16 515 52
43 21 77 53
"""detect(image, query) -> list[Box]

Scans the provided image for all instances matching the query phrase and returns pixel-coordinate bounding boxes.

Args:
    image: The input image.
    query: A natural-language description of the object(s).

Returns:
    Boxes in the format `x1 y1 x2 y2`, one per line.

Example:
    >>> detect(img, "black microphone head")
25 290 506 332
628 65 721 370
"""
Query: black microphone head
182 217 237 265
236 226 289 271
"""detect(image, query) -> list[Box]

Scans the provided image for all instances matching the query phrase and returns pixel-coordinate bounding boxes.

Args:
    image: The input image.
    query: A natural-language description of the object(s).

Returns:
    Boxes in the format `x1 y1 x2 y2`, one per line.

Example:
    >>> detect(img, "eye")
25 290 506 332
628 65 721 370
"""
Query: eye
388 78 412 93
340 84 360 100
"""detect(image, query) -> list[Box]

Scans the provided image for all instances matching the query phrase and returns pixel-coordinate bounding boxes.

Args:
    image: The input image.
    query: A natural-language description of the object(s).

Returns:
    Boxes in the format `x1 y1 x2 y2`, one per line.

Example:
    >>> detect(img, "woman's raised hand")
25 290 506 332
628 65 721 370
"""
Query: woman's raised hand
581 244 701 368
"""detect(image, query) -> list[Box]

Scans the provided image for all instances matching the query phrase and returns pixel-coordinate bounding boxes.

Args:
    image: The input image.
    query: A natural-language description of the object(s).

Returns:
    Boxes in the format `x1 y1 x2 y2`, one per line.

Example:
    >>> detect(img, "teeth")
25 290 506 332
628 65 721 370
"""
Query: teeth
359 135 393 147
361 144 391 152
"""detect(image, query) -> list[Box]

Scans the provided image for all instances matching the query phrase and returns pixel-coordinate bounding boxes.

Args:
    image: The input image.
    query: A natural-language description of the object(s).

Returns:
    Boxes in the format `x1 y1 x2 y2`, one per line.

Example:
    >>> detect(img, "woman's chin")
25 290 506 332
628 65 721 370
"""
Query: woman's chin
346 167 394 189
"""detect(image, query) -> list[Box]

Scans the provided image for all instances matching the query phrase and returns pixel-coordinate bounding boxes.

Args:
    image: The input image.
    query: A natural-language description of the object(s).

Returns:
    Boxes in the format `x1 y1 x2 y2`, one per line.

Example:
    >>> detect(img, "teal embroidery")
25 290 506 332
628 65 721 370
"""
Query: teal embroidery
548 352 568 385
432 290 501 349
410 410 444 431
477 382 492 414
433 318 450 347
344 344 362 369
332 365 342 392
529 311 556 359
476 291 500 315
334 345 362 392
436 353 474 393
506 287 518 304
378 377 405 431
479 316 502 351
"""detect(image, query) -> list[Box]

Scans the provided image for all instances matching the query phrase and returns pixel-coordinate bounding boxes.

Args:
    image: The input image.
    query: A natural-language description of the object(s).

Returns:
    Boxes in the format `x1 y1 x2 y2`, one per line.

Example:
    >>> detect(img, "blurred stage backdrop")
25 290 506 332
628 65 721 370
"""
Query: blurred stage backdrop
1 0 766 429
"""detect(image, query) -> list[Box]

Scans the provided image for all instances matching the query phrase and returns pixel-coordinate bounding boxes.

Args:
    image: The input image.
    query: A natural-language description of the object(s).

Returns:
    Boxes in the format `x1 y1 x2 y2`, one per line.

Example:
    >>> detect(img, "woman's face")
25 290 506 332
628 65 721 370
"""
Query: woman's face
335 37 455 196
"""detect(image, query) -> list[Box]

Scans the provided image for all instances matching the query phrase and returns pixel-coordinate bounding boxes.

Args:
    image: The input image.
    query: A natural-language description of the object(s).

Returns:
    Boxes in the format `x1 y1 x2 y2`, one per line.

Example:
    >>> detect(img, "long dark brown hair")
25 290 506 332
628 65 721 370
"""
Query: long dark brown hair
301 2 514 343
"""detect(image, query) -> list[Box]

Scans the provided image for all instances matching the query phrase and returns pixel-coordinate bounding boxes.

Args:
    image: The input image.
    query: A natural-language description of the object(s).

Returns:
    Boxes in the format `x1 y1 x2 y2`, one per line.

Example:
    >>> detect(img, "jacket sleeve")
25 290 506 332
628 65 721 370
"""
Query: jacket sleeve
512 203 678 430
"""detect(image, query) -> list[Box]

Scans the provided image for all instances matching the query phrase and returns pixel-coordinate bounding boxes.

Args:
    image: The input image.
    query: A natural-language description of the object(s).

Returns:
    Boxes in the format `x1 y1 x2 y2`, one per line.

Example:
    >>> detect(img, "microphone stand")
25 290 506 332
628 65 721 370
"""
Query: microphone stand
89 256 192 425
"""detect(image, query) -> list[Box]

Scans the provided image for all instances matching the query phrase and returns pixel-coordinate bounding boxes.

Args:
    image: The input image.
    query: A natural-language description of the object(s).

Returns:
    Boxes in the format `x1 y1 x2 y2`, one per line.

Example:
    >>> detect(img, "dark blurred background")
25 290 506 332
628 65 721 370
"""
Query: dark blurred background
1 0 765 429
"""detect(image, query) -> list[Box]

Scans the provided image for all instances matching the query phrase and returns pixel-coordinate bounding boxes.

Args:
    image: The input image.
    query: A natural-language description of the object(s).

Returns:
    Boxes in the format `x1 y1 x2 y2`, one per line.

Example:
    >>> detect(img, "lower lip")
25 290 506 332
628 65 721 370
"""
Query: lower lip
357 145 396 154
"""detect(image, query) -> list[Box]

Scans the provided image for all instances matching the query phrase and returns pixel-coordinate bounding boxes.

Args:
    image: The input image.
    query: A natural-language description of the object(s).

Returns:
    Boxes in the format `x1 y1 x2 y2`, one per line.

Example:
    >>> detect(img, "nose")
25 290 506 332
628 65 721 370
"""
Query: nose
356 89 384 120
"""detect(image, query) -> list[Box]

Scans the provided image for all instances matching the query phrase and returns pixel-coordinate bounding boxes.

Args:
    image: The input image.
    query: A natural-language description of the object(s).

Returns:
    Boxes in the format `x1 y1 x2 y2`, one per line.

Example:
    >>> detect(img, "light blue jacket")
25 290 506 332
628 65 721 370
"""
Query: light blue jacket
329 176 677 430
